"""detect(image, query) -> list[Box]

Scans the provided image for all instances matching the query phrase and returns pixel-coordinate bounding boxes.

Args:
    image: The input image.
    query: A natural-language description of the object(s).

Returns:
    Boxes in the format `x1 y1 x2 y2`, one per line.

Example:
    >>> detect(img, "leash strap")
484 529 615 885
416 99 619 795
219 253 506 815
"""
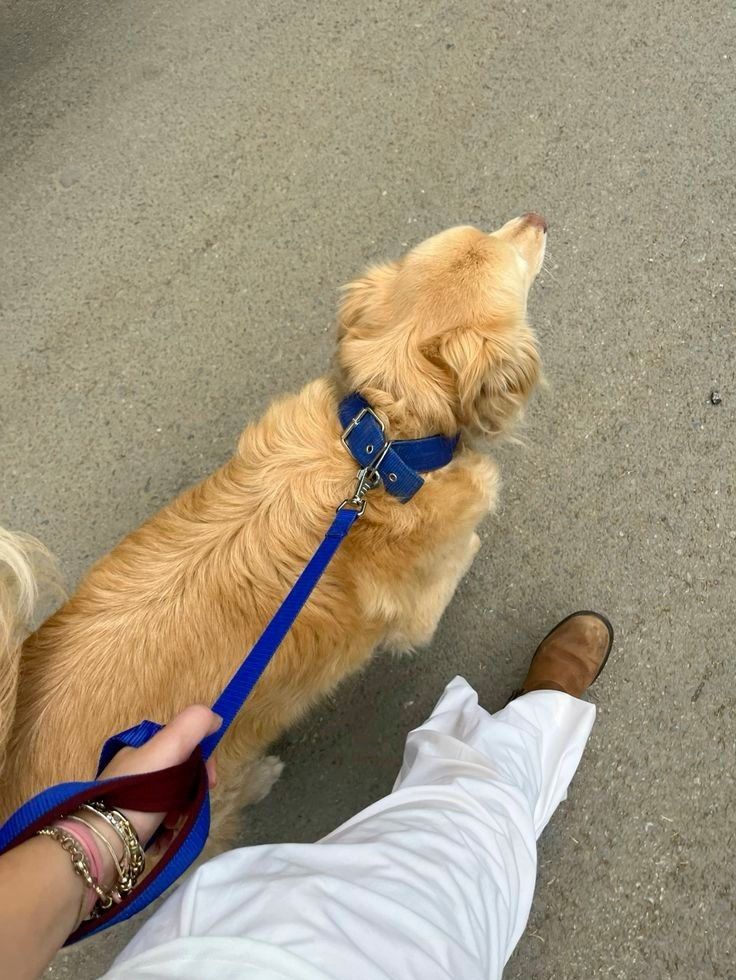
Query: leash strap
200 506 359 759
0 393 457 944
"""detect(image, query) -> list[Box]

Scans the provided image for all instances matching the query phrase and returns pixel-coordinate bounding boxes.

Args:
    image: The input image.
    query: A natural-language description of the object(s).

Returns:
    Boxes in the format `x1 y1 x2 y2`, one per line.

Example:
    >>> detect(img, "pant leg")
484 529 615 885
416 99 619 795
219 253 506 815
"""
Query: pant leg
109 678 595 980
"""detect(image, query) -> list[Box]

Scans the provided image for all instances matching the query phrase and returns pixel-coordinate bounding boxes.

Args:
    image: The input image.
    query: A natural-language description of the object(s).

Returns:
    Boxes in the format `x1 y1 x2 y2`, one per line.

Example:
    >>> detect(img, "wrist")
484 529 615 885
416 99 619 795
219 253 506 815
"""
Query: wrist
53 816 118 921
36 822 109 925
31 833 90 931
37 804 145 927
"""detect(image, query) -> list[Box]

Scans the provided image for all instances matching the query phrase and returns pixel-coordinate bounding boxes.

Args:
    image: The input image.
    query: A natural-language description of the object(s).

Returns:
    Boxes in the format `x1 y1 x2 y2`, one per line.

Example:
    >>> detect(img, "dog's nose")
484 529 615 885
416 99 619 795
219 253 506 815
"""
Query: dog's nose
521 211 548 233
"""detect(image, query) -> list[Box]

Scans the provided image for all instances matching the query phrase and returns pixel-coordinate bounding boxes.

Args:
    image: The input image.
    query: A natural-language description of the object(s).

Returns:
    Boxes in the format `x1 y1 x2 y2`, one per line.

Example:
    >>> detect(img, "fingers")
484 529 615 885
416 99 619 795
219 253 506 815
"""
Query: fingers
135 706 221 771
157 705 221 764
97 706 222 849
100 706 222 781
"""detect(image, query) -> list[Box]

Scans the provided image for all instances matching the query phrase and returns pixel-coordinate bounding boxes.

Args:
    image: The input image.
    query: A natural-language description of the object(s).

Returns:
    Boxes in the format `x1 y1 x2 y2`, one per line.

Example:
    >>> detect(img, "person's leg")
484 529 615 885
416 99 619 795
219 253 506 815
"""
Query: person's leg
108 613 612 980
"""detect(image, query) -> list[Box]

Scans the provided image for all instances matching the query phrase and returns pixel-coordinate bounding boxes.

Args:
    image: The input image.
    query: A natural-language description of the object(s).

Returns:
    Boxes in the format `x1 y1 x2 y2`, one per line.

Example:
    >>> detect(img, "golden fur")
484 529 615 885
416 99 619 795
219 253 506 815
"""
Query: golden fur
0 216 546 846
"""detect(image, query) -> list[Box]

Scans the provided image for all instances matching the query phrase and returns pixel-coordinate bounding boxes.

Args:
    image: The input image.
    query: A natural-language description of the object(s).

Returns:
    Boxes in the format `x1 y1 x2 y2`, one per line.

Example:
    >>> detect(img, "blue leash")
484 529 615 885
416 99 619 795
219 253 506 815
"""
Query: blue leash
201 506 359 759
0 395 457 944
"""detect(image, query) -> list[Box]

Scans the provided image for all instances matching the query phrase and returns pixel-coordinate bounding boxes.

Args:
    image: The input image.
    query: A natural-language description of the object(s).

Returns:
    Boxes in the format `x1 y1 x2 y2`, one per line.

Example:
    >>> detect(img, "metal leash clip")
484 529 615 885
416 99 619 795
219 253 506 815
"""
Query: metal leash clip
338 441 393 516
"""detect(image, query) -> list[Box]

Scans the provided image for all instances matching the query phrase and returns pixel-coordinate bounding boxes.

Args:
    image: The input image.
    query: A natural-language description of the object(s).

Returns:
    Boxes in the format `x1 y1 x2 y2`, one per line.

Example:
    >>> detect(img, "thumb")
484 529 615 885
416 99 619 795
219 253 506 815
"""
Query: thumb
101 706 221 781
144 705 222 769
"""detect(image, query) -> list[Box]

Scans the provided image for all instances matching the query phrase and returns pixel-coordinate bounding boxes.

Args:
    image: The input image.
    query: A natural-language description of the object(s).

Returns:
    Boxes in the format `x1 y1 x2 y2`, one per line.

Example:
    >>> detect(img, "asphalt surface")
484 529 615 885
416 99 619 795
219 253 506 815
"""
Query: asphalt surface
2 1 735 977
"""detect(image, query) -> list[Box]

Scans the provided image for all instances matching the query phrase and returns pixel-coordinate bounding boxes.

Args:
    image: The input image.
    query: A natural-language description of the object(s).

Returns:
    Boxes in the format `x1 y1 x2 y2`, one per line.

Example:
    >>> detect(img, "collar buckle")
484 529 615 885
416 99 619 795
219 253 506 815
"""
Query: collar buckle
340 405 385 453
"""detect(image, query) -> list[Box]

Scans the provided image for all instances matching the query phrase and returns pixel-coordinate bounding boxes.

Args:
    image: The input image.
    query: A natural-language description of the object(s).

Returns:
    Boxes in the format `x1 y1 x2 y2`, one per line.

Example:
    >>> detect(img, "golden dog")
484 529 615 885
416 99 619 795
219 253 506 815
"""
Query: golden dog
0 215 546 847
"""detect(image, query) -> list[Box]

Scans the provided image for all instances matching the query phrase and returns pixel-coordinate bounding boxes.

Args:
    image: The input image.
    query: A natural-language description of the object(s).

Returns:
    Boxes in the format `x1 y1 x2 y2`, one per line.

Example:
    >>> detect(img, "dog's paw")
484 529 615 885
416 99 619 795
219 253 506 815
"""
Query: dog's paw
246 754 284 805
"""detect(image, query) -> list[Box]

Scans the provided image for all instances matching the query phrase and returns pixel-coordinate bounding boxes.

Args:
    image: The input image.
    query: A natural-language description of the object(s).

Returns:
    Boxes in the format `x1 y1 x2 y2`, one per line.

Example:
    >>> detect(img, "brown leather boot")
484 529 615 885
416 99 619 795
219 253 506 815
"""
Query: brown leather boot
510 611 613 701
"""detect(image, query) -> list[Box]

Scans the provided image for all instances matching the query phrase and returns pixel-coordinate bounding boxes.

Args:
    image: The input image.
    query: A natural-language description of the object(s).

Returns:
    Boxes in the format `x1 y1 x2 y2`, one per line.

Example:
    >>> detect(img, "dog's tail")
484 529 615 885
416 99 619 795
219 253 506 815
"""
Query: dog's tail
0 527 63 774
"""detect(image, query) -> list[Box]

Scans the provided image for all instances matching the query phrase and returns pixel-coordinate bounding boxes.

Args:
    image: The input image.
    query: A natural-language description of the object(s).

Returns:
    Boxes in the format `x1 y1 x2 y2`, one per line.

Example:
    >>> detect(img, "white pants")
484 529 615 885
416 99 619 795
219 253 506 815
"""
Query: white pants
104 678 595 980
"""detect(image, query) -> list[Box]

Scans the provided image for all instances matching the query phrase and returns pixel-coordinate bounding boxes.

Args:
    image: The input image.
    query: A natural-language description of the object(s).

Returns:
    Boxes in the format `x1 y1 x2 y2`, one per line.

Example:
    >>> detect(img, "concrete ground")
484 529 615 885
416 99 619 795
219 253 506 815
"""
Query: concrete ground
2 0 734 976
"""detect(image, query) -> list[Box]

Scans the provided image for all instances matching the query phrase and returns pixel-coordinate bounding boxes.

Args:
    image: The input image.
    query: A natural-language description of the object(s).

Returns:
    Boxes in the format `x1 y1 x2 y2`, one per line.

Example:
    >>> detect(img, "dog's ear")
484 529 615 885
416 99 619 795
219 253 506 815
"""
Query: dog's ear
426 325 541 435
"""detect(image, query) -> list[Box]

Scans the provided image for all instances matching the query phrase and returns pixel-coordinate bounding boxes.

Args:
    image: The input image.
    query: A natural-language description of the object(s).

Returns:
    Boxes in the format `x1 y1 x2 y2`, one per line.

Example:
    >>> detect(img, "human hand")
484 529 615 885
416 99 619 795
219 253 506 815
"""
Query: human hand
0 707 221 980
95 705 220 848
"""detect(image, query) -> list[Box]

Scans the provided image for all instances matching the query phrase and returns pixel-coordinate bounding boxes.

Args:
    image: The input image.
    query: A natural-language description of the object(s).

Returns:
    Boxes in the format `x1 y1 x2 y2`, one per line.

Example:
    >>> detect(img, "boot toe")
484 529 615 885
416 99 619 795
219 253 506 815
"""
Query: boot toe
521 611 614 698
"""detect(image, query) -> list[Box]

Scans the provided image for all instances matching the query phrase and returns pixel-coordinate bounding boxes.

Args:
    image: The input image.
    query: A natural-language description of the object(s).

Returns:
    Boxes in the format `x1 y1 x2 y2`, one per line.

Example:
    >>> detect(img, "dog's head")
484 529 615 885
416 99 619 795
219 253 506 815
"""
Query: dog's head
337 214 546 437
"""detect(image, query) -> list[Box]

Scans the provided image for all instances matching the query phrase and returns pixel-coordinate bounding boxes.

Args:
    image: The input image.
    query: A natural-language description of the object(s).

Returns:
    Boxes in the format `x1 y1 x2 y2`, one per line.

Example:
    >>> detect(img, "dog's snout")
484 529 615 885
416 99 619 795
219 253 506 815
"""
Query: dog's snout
492 213 548 279
521 211 548 233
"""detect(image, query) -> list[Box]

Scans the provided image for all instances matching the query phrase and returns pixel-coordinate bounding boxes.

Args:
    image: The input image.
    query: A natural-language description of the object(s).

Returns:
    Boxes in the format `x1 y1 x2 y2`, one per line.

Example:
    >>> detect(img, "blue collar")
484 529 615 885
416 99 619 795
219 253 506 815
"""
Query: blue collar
338 393 459 503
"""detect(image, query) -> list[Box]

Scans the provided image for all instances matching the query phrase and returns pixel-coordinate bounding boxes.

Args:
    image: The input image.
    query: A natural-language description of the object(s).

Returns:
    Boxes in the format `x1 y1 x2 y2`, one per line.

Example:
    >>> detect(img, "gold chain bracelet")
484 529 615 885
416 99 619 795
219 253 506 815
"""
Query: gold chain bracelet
37 826 115 912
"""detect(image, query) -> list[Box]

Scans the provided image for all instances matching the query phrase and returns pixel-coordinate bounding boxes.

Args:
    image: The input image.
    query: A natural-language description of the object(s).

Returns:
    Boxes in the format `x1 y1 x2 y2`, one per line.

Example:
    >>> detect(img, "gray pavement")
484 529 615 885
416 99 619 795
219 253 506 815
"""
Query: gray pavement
2 0 735 977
